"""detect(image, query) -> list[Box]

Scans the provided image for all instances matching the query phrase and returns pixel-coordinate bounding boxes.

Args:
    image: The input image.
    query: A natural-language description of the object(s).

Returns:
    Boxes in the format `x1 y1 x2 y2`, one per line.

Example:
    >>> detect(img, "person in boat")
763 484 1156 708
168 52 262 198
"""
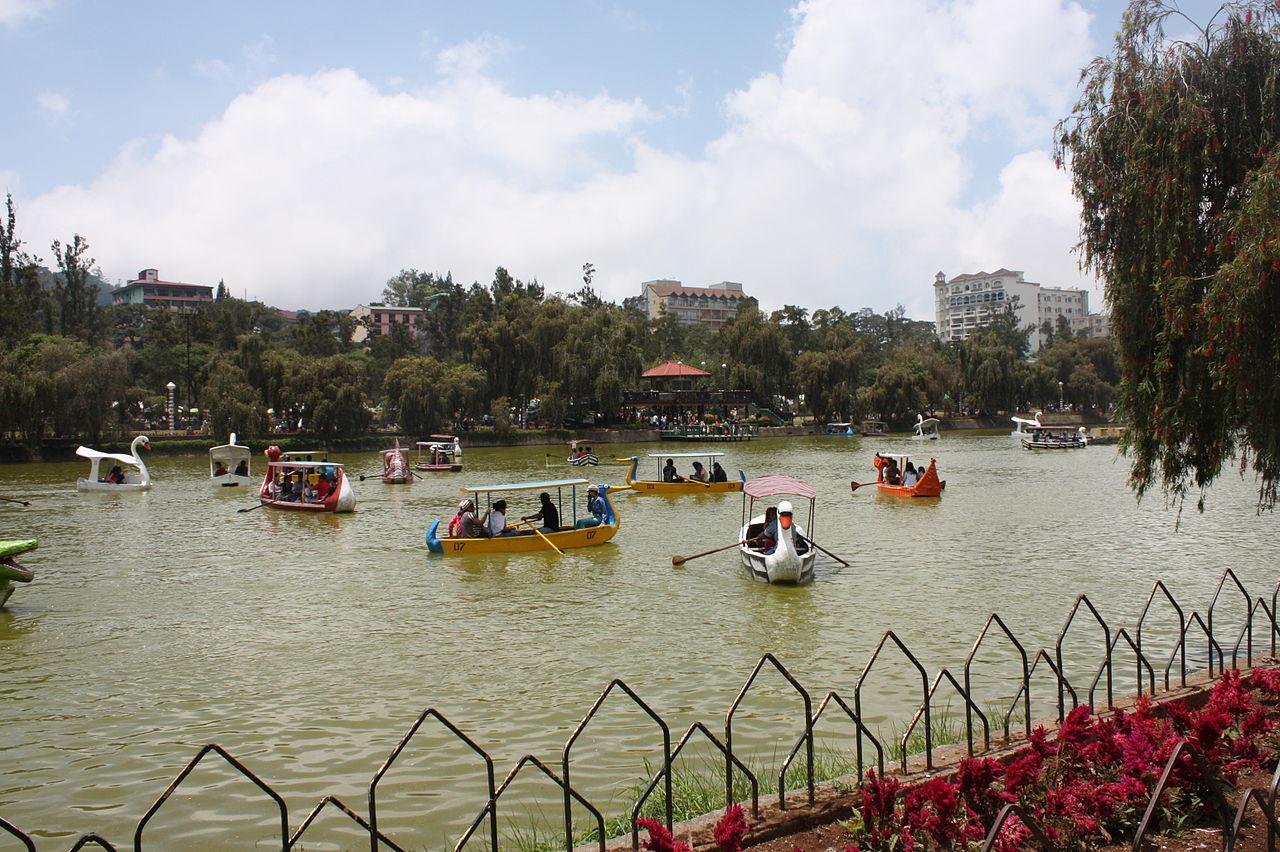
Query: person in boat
234 459 249 477
885 458 902 486
313 472 332 501
689 461 709 483
452 499 485 538
486 499 516 536
289 472 306 501
580 485 606 527
711 461 728 483
745 506 779 552
521 492 561 533
902 462 918 487
302 474 318 502
662 459 684 482
214 461 229 477
105 465 126 485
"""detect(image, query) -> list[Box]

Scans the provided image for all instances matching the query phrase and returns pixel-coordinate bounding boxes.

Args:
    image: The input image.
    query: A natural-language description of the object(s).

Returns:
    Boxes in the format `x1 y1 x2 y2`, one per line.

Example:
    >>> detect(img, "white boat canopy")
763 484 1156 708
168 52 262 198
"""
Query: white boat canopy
75 446 145 468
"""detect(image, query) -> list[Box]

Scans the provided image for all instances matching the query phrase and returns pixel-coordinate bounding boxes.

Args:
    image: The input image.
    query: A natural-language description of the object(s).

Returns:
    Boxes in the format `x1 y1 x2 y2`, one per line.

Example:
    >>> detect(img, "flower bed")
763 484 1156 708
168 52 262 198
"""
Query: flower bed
642 669 1280 851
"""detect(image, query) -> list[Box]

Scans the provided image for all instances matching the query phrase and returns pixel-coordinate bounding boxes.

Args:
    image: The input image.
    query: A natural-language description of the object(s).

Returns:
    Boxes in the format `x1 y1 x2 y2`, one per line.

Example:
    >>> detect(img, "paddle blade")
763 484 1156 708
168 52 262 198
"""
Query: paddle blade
671 556 686 566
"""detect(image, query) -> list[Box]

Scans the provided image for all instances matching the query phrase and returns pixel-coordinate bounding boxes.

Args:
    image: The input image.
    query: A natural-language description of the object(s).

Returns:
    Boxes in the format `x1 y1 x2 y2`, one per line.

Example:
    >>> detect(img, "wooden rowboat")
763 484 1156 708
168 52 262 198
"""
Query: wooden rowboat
425 478 619 555
739 476 818 585
620 453 743 495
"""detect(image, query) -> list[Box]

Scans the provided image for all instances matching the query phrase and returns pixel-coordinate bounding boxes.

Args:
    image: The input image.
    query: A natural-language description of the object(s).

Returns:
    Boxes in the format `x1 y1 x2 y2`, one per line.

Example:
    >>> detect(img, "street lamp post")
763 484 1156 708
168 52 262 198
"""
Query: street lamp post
1058 381 1064 411
165 382 177 430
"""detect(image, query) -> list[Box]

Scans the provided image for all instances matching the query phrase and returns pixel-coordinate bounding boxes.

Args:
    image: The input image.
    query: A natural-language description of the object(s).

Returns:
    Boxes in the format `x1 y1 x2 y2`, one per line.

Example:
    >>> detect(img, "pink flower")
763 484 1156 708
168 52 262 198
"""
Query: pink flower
712 805 749 852
636 818 692 852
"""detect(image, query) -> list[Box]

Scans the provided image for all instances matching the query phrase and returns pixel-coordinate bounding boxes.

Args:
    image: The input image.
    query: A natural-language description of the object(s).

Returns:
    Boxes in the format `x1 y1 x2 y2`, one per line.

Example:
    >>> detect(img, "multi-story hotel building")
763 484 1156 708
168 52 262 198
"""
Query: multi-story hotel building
349 304 428 343
628 279 753 329
111 269 214 311
933 269 1095 353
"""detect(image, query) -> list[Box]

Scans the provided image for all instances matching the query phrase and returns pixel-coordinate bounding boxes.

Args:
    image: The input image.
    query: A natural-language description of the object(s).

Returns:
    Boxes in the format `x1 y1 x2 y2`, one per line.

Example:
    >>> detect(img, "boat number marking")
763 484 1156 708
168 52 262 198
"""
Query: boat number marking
585 530 596 540
451 542 466 551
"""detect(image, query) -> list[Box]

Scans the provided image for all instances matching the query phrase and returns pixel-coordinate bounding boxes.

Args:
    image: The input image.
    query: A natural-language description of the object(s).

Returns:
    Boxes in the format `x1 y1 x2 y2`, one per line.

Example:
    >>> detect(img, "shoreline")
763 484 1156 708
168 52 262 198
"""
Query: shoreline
0 415 1120 462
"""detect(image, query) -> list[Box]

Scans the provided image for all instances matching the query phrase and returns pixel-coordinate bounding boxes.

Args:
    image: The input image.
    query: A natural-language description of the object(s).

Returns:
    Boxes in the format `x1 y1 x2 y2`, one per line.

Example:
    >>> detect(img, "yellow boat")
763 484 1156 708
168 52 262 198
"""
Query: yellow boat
425 478 620 555
620 453 744 495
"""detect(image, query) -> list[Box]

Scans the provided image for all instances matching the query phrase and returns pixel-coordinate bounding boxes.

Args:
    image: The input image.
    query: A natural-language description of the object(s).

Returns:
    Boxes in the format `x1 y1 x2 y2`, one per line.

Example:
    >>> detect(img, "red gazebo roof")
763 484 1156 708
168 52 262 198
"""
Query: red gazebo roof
642 360 711 379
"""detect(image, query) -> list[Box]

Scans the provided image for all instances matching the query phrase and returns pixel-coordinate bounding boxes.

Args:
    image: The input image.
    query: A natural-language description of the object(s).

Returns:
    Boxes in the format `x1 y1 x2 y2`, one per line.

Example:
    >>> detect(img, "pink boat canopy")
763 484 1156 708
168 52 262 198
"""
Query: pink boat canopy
743 475 817 500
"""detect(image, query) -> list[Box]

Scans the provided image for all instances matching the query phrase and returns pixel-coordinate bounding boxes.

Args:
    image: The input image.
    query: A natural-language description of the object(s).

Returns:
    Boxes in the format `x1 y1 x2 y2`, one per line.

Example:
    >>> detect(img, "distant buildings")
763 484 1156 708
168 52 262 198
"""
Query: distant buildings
349 304 428 343
932 268 1107 353
111 269 213 311
627 279 754 330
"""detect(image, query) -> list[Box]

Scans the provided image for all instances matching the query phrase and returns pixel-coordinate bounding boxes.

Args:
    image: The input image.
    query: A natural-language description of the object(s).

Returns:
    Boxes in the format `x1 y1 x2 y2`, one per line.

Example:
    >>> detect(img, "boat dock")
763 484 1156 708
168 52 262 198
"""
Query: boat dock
659 425 757 442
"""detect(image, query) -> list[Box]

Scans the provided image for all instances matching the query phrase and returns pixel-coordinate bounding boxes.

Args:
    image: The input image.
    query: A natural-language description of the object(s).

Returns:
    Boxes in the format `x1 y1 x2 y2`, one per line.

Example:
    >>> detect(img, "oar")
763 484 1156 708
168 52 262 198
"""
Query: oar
672 541 743 566
237 502 267 513
798 536 849 567
0 496 31 506
516 520 563 555
850 480 877 492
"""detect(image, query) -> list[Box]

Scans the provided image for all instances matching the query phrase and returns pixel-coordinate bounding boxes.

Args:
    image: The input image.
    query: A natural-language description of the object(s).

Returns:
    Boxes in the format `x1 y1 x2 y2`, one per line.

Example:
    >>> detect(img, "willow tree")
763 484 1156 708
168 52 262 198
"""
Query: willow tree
1057 0 1280 509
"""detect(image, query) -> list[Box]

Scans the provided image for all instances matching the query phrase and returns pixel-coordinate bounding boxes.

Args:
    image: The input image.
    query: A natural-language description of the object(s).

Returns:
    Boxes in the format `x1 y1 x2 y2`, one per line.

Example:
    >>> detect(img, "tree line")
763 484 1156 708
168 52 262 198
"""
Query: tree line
0 195 1118 450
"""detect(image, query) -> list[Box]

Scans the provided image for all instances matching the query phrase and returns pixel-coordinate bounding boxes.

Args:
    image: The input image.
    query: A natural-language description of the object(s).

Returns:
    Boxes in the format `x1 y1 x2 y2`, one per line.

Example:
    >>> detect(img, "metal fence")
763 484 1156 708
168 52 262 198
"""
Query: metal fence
2 569 1277 852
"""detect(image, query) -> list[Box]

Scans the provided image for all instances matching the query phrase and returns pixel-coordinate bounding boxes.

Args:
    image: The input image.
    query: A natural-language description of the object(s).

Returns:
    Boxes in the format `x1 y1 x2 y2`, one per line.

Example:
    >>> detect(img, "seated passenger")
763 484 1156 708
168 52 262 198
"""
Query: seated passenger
214 461 229 477
521 491 562 533
662 459 683 482
289 473 305 501
711 461 728 483
885 459 902 486
105 465 126 485
902 462 918 487
689 461 709 483
745 506 779 552
314 475 332 501
578 485 605 528
234 459 249 477
302 478 317 502
458 498 485 537
486 499 516 536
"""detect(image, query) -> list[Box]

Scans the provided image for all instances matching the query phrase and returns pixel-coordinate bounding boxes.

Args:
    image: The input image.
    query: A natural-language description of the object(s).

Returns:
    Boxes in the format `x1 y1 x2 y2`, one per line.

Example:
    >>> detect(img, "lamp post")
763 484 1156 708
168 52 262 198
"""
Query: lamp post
1058 380 1064 412
166 382 176 430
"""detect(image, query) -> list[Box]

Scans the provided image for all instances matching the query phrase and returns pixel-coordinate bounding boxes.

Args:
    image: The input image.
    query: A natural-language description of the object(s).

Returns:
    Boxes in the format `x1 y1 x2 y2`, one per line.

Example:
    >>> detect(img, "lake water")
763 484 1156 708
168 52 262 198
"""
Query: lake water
0 434 1274 849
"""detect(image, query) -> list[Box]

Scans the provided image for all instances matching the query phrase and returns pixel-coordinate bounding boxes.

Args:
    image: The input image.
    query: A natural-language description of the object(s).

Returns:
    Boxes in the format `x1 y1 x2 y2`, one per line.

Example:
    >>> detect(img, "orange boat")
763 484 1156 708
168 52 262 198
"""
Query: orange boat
853 453 945 498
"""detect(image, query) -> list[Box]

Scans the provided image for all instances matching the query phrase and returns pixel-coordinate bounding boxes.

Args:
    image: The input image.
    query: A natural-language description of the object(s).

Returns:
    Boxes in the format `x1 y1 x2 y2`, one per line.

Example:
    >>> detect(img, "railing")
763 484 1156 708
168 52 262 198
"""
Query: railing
3 571 1276 851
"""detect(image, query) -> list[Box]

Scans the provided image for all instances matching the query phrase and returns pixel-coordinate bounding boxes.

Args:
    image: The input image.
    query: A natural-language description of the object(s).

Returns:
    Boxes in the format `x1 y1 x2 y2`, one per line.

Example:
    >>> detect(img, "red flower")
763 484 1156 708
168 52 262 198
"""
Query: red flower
636 818 692 852
712 805 749 852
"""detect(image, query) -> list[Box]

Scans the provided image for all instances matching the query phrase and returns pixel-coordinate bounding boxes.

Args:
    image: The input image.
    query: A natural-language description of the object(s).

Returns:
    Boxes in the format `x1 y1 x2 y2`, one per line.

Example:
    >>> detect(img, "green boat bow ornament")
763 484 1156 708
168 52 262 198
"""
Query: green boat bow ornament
0 539 36 608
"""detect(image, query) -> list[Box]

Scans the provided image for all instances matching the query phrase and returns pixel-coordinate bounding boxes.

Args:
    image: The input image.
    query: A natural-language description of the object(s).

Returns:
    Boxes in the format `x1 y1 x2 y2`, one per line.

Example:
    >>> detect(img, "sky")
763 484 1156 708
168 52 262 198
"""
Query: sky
0 0 1227 317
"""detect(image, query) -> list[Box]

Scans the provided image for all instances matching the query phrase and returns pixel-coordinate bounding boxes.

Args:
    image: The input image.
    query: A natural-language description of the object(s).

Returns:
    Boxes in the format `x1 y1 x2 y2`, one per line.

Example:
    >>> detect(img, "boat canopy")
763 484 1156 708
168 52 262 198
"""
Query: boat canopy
647 451 726 458
827 422 852 429
266 460 343 469
744 475 817 500
430 434 456 440
75 446 143 467
917 418 940 427
462 477 591 494
1035 425 1083 431
281 451 326 459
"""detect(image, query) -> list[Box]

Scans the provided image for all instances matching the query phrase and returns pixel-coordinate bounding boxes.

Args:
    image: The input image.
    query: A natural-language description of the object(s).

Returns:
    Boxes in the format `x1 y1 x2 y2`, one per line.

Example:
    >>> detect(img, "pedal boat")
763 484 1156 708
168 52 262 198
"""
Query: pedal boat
739 476 818 585
76 435 152 492
0 539 36 608
910 414 941 441
382 439 412 484
620 453 744 494
210 433 253 488
867 453 945 497
258 447 355 512
415 436 462 472
1021 426 1089 449
825 422 855 436
426 478 619 554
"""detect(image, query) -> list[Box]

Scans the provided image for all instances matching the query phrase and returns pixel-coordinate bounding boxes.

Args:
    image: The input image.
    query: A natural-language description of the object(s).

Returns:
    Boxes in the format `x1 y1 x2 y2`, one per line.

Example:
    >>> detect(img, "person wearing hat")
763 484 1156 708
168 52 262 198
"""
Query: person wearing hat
454 498 485 538
576 485 606 528
486 499 516 537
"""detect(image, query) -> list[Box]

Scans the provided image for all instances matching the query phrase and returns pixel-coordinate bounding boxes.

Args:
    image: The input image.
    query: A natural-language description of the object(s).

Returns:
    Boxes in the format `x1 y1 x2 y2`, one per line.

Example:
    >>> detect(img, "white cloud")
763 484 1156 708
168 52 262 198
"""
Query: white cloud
19 2 1101 316
0 0 53 27
36 91 68 119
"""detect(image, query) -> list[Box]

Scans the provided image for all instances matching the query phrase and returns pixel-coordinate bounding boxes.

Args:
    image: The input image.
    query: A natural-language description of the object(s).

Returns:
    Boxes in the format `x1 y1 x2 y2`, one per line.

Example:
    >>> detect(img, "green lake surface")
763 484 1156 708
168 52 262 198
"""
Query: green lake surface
0 434 1274 848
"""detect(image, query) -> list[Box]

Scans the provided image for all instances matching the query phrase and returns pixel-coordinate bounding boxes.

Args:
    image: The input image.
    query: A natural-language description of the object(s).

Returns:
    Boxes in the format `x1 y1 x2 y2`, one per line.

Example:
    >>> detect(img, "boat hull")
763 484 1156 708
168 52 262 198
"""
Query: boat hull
875 461 945 497
426 519 618 554
622 457 742 494
211 474 255 489
737 521 815 585
259 471 356 512
77 478 151 492
1022 439 1087 450
415 463 463 472
382 475 413 484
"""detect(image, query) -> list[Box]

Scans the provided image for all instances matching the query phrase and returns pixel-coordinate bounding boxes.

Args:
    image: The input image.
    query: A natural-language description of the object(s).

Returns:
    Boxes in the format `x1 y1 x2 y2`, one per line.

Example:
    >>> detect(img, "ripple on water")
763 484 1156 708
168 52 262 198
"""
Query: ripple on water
0 437 1275 843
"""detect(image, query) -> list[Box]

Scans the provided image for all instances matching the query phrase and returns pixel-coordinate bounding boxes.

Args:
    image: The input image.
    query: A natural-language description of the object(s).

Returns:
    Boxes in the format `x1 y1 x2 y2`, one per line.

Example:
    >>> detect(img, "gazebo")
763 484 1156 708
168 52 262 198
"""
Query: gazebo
640 359 711 392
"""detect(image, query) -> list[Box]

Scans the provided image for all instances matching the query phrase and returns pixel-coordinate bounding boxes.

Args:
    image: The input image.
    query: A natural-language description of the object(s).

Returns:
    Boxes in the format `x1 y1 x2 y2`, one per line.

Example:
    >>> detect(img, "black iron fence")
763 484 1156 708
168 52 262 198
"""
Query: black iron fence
2 569 1277 851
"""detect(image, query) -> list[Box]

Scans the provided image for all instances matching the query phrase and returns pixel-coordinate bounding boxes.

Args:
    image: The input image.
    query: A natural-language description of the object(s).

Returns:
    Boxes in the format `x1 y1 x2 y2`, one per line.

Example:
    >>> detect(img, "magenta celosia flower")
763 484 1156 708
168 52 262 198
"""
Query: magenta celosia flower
712 804 749 852
636 818 692 852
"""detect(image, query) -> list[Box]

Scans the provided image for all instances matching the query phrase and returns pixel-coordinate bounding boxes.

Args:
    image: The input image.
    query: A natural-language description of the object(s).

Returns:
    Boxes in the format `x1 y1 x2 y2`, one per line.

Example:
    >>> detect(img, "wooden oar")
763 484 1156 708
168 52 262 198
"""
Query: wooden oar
672 541 743 566
798 536 849 567
516 520 564 555
850 479 877 492
237 502 267 513
0 496 31 506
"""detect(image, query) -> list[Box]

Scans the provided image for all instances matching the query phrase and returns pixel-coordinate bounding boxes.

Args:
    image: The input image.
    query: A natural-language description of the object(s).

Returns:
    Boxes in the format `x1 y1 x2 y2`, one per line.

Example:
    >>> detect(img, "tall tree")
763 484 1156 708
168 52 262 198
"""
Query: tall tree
1057 0 1280 509
50 234 99 339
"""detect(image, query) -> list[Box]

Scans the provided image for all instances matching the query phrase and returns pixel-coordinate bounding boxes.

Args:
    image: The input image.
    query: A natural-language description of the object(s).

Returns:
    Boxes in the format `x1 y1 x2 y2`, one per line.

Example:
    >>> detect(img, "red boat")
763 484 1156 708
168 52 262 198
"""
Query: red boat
853 453 945 498
258 447 356 512
382 439 412 484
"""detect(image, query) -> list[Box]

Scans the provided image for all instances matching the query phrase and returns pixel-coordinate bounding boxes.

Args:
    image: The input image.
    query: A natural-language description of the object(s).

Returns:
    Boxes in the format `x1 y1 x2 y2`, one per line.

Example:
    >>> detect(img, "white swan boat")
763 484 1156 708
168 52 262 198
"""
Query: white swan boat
76 435 152 492
911 415 941 441
210 433 253 488
739 475 818 585
1011 411 1043 438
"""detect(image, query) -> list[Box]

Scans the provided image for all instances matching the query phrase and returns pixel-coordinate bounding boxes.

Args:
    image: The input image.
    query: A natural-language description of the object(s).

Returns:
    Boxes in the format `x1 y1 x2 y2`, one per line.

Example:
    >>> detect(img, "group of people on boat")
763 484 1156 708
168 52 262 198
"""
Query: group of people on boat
661 458 729 483
743 502 810 556
572 445 594 461
449 487 607 538
213 460 250 478
102 465 127 484
877 455 923 486
265 468 338 503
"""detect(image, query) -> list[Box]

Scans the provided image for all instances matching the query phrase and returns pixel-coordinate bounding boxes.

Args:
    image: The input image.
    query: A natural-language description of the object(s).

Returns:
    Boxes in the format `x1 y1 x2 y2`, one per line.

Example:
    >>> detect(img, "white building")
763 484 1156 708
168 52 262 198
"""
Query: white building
933 269 1093 353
